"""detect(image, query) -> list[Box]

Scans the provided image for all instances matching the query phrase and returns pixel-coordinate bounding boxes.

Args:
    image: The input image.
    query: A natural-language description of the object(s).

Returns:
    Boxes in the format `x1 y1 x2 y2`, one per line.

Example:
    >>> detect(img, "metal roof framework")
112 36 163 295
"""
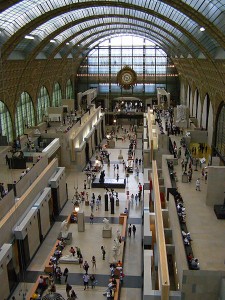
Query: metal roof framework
0 0 224 60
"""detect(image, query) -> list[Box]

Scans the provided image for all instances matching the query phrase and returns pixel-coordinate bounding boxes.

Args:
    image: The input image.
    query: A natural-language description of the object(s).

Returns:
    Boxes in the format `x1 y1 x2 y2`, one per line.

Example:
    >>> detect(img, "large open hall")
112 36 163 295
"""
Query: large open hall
0 1 225 300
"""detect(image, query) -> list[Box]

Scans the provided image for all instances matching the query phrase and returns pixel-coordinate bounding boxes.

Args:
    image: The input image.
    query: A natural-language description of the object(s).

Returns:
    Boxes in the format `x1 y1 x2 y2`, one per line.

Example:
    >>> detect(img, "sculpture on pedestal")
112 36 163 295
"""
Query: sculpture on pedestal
112 238 120 262
60 219 68 238
103 218 110 229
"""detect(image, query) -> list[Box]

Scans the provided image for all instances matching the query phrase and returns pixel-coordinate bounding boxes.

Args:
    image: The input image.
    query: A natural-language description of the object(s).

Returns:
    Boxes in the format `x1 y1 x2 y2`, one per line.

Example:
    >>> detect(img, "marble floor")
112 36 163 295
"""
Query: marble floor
9 128 144 300
3 121 225 300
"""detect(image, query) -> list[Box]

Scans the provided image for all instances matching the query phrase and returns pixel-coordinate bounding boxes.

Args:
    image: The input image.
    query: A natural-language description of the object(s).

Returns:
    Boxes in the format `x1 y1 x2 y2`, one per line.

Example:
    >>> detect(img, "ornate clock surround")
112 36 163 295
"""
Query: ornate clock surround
117 66 137 90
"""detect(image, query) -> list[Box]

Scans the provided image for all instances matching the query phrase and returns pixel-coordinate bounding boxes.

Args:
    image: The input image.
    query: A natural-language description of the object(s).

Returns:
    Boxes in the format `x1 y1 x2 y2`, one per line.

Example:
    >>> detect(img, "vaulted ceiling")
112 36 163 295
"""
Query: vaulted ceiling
0 0 224 61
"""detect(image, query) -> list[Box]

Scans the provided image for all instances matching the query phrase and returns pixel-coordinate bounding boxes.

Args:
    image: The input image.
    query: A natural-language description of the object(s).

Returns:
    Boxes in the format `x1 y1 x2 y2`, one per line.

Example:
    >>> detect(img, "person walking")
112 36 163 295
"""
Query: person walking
135 194 138 205
90 200 94 212
101 246 106 260
128 224 132 237
66 283 72 297
130 193 134 203
84 180 87 190
132 225 136 237
83 273 89 290
83 261 89 274
90 274 96 289
91 255 96 268
63 267 69 283
196 178 201 191
90 213 94 224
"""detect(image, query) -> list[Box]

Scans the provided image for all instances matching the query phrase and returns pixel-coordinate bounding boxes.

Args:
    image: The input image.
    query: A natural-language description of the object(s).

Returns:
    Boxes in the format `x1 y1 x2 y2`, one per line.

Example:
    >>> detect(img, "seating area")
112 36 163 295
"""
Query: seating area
173 190 200 270
27 275 49 299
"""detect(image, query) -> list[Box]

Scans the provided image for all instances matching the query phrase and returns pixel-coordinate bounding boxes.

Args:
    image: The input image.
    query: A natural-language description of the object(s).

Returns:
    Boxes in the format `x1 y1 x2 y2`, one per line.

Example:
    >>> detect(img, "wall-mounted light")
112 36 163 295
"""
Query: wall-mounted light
200 27 205 32
66 42 70 45
50 39 56 43
25 35 34 40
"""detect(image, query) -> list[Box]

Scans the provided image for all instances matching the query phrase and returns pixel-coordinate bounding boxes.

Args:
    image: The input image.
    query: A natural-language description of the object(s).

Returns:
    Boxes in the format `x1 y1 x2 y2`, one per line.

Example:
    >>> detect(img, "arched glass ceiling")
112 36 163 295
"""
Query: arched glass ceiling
29 7 194 46
0 0 224 36
87 34 157 50
52 18 190 53
181 0 225 25
0 0 224 58
14 9 200 57
42 26 173 58
71 27 173 55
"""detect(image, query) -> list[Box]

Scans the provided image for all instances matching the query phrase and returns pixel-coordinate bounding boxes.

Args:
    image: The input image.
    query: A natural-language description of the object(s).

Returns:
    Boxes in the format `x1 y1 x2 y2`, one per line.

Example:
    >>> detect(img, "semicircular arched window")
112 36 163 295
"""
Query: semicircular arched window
0 101 13 142
216 103 225 159
66 79 74 99
37 86 50 123
15 92 35 136
52 82 62 107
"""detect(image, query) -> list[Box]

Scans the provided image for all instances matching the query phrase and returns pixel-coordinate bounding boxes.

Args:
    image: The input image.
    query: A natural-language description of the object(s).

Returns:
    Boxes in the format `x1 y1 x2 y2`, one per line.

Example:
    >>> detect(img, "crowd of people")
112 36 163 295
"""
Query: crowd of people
174 191 200 270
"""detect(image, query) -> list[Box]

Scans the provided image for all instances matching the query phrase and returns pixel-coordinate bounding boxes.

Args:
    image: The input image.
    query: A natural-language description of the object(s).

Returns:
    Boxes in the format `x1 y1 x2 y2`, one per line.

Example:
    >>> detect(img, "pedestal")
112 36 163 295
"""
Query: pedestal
182 173 188 183
77 212 85 232
108 140 115 148
102 227 112 238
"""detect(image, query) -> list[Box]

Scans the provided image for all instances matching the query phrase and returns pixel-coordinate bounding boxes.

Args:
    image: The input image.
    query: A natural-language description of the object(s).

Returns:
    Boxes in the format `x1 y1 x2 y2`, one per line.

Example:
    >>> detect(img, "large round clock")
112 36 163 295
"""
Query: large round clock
117 66 137 90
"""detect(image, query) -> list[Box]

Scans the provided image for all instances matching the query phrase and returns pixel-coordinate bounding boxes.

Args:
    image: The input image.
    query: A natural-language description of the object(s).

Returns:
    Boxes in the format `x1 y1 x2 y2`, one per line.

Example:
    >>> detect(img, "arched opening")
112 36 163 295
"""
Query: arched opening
52 82 62 107
202 94 210 130
215 102 225 160
15 92 35 136
66 79 74 99
37 86 50 123
0 101 13 143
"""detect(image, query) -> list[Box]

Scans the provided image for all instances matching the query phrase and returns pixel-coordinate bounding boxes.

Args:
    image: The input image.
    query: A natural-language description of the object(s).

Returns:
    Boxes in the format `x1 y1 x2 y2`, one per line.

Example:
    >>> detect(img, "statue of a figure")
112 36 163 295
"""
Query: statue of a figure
60 219 68 238
116 228 121 240
103 218 110 229
112 239 120 262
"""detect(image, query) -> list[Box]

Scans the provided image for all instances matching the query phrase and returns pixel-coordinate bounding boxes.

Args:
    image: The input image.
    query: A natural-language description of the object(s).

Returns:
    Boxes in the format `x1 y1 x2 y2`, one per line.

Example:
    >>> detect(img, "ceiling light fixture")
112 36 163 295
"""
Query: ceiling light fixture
50 39 56 43
25 35 34 40
66 42 70 45
200 27 205 32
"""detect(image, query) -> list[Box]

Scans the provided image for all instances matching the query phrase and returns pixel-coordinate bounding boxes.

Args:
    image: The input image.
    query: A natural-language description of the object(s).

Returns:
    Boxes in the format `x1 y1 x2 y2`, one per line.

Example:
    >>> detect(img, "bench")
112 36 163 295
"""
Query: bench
44 241 60 273
57 231 72 245
108 278 120 300
27 275 48 299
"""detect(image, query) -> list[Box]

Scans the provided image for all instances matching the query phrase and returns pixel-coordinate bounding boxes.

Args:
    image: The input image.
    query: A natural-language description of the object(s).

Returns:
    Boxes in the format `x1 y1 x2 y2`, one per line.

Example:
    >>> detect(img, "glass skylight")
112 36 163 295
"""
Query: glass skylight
0 0 223 59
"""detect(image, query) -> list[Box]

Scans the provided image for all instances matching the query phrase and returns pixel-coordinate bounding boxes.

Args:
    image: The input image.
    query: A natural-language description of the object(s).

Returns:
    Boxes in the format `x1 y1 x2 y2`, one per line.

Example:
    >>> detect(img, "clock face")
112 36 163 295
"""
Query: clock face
122 72 133 84
117 66 137 89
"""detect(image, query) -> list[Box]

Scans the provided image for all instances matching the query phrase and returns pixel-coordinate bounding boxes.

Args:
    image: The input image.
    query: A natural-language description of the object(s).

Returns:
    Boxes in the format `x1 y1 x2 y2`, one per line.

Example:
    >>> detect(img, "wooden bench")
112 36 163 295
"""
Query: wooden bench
27 275 48 299
57 232 72 245
44 241 60 273
108 278 120 300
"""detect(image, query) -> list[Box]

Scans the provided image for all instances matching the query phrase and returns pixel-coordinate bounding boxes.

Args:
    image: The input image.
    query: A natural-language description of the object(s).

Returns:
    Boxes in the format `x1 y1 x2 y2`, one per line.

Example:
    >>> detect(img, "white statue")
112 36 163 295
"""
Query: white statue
116 228 121 240
60 219 68 238
103 218 110 229
112 239 120 262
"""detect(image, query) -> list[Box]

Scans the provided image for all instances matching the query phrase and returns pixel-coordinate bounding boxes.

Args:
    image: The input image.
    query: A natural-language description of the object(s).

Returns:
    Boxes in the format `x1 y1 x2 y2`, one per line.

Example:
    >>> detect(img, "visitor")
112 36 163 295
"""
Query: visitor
90 213 94 224
101 245 106 260
83 273 89 290
128 224 132 237
132 225 136 237
196 178 201 191
92 255 96 268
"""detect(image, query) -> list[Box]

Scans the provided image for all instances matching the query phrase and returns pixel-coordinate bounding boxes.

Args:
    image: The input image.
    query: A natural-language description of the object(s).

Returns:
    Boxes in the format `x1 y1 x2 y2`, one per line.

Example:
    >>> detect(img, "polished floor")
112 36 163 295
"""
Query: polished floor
2 121 225 300
9 128 144 300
